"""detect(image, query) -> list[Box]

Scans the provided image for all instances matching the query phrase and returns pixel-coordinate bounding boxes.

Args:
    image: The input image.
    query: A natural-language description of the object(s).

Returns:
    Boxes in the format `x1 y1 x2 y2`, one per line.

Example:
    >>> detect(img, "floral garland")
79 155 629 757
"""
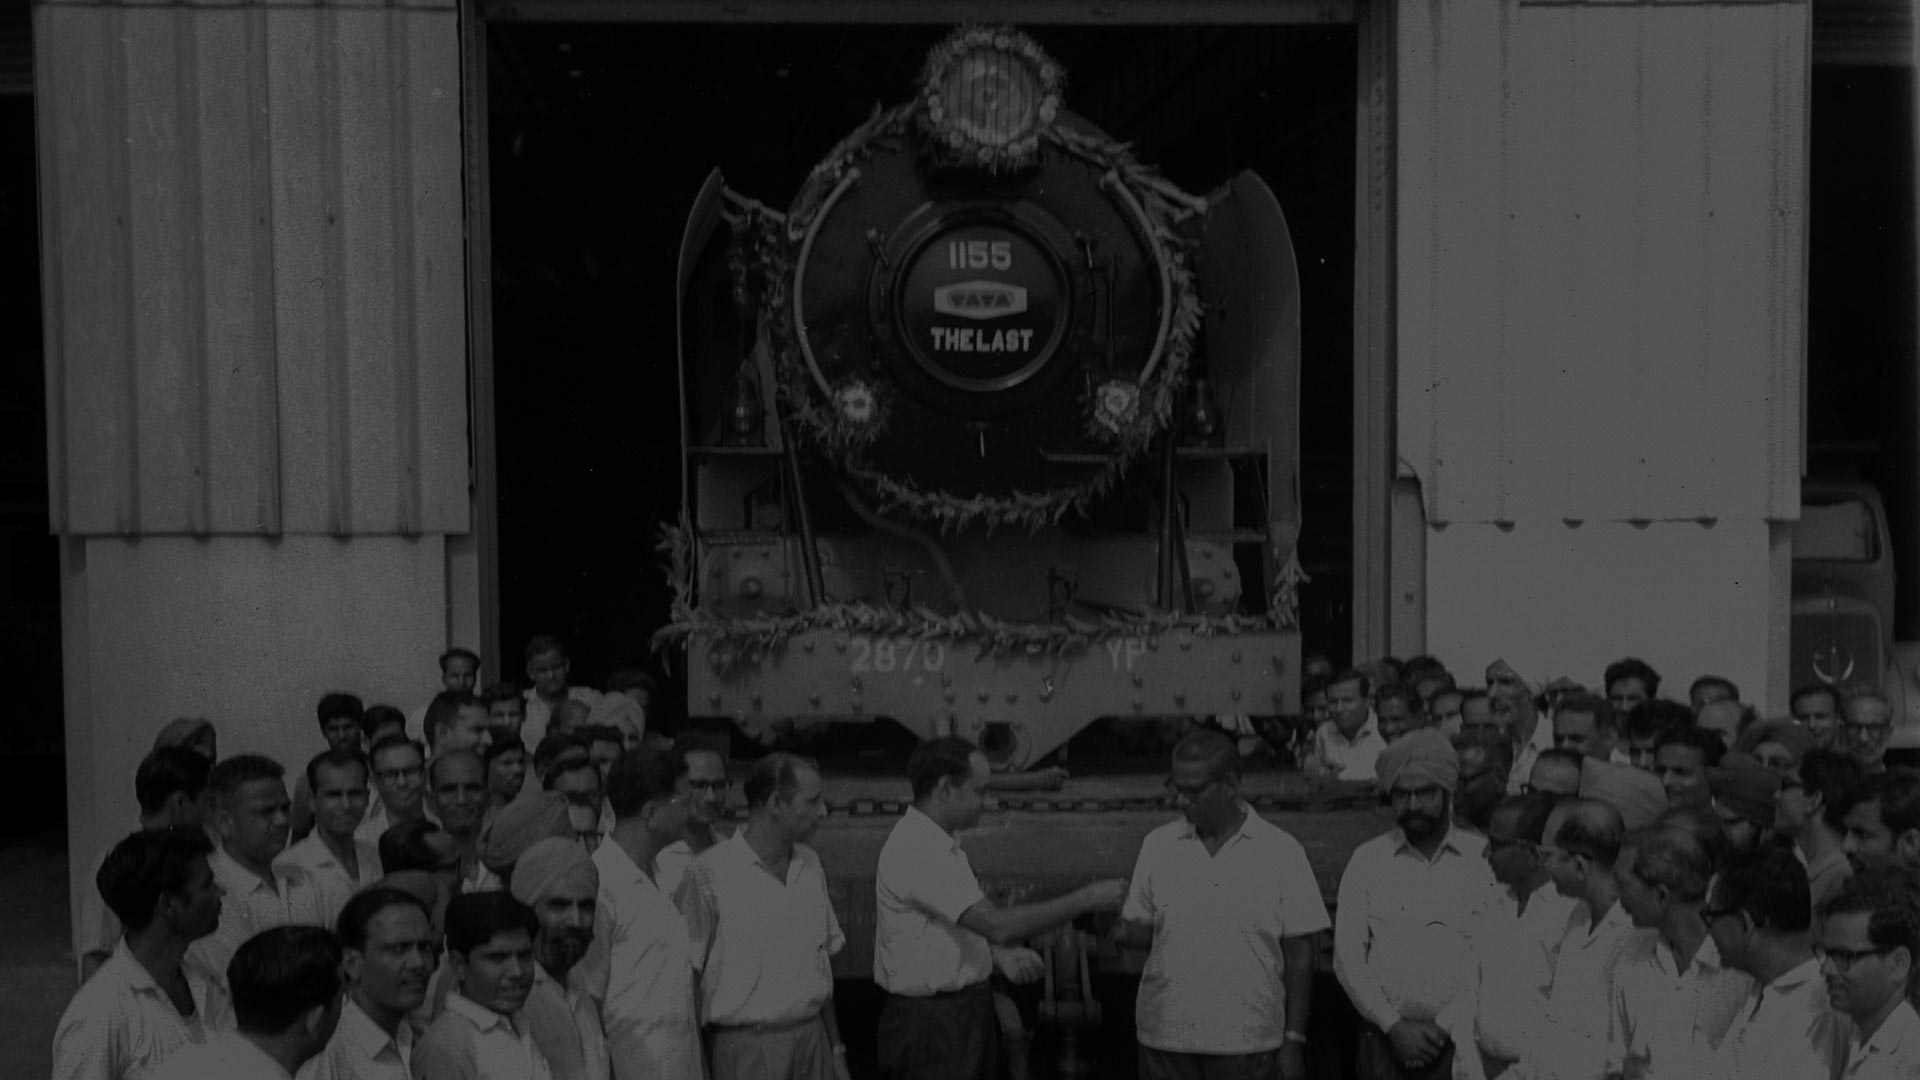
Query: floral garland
916 27 1064 173
652 523 1282 670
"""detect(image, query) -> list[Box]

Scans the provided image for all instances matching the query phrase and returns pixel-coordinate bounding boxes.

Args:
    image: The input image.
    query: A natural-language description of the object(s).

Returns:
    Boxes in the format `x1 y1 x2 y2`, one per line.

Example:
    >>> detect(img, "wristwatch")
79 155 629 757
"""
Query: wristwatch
1283 1031 1308 1045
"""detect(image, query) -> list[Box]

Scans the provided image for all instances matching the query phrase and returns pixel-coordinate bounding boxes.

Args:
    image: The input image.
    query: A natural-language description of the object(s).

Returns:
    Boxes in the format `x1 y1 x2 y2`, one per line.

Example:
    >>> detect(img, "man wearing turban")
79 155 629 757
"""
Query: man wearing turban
1334 729 1498 1079
512 837 609 1080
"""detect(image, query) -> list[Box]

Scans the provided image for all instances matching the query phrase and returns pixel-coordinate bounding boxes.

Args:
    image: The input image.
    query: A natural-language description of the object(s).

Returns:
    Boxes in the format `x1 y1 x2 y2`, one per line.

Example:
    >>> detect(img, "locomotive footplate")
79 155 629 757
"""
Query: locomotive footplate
691 626 1300 771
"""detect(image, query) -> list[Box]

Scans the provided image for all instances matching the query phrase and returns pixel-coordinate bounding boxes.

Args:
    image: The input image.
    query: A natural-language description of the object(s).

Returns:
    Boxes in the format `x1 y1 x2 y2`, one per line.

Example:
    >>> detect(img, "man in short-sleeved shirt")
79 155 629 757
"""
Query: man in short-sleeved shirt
678 754 849 1079
1118 730 1329 1080
80 748 214 985
873 737 1124 1080
54 828 223 1080
276 749 382 930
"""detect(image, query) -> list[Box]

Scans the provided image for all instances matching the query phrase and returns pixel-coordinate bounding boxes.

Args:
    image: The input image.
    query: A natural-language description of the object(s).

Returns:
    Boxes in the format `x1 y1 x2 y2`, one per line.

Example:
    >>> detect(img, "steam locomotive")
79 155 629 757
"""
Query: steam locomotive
667 26 1304 770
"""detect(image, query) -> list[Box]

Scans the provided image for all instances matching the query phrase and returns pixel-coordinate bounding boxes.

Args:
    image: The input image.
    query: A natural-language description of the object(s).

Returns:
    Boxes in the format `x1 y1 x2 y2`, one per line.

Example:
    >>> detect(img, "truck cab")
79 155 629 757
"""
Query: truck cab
1791 478 1920 726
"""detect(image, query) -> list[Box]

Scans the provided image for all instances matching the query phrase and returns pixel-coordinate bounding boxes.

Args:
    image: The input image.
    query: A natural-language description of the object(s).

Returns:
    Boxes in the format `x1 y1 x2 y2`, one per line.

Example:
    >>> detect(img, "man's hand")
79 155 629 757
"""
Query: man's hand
1278 1042 1307 1080
1073 879 1128 913
991 945 1045 985
1387 1019 1447 1069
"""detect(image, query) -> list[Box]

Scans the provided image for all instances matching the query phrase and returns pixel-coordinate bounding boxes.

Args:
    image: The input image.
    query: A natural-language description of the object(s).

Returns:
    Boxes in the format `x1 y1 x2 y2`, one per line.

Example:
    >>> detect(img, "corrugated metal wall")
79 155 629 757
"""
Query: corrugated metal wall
1397 0 1807 526
35 0 469 538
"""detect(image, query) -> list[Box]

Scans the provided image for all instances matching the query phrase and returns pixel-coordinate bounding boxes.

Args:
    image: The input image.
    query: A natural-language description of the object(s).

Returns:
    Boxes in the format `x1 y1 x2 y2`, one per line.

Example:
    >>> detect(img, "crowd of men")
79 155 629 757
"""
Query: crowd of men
48 636 1920 1080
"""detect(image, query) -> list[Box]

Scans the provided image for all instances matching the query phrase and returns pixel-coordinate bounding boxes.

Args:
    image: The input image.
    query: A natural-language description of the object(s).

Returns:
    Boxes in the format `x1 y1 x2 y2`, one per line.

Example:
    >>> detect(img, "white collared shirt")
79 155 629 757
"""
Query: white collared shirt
1122 808 1331 1054
1842 1000 1920 1080
413 993 554 1080
652 827 734 899
1717 957 1851 1080
297 998 415 1080
1469 879 1579 1063
275 832 383 930
677 832 844 1027
189 847 326 1030
150 1033 289 1080
1608 932 1755 1079
522 961 608 1080
1507 716 1557 795
874 807 993 996
588 839 703 1080
1334 824 1497 1031
53 939 211 1080
1312 716 1386 781
1537 900 1646 1080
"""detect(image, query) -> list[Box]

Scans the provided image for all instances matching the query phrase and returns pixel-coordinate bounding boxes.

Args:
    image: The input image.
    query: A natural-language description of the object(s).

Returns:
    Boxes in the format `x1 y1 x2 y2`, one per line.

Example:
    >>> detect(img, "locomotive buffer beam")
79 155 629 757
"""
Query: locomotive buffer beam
692 626 1299 771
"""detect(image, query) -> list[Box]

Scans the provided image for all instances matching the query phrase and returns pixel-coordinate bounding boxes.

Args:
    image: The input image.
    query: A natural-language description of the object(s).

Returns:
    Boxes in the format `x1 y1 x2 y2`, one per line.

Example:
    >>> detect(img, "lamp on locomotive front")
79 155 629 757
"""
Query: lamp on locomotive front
669 26 1306 771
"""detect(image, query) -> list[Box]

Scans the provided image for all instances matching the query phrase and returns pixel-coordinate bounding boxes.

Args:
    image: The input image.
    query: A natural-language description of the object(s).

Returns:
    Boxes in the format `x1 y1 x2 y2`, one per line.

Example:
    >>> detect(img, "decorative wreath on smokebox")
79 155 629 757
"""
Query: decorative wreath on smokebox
722 26 1208 535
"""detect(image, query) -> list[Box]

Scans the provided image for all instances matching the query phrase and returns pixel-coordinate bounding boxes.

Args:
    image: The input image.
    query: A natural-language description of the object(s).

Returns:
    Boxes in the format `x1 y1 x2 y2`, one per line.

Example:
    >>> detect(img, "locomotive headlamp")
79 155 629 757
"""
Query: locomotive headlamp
918 27 1063 171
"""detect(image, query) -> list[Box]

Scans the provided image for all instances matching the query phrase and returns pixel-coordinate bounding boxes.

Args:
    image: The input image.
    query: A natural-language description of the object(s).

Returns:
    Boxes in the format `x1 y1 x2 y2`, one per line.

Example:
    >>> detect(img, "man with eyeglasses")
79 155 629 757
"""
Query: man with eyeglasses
1818 868 1920 1078
1844 691 1896 773
1705 847 1852 1080
357 737 430 847
1335 729 1496 1079
1109 730 1328 1080
1462 792 1575 1077
1840 771 1920 875
1607 825 1754 1079
1535 800 1637 1080
655 736 735 897
1776 751 1867 931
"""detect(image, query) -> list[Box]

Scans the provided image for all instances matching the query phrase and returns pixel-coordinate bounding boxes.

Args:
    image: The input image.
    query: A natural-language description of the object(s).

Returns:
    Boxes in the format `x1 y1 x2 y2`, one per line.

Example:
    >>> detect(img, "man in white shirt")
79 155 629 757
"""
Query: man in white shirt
522 635 603 753
80 748 214 984
277 749 383 929
414 893 556 1080
1777 750 1866 932
1335 729 1497 1079
678 753 852 1080
1608 825 1755 1079
191 756 325 1029
300 888 436 1080
510 838 609 1080
428 750 500 894
1706 846 1850 1080
54 827 223 1080
1535 800 1640 1080
653 736 733 897
1819 868 1920 1080
589 749 703 1080
358 738 431 848
1114 730 1330 1080
874 736 1124 1080
152 926 345 1080
1466 792 1578 1076
1488 659 1552 795
1307 669 1387 781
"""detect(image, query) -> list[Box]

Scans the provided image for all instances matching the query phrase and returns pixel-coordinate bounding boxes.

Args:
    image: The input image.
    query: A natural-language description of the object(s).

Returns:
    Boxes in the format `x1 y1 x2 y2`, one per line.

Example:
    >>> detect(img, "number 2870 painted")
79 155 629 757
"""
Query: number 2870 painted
849 637 948 674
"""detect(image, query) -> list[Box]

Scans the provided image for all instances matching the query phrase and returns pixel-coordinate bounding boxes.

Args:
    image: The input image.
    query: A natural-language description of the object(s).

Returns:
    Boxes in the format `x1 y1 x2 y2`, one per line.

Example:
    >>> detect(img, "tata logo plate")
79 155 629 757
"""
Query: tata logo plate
932 281 1028 321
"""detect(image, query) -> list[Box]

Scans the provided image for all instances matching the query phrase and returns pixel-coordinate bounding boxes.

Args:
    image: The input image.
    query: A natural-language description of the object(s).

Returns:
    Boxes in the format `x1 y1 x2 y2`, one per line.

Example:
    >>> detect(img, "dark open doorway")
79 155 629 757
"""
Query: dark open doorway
483 22 1359 715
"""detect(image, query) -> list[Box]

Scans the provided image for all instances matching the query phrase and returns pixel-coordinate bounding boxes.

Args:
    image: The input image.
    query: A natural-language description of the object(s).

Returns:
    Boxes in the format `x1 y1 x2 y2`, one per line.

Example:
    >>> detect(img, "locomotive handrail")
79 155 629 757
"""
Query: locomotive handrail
792 167 864 400
1097 170 1175 393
